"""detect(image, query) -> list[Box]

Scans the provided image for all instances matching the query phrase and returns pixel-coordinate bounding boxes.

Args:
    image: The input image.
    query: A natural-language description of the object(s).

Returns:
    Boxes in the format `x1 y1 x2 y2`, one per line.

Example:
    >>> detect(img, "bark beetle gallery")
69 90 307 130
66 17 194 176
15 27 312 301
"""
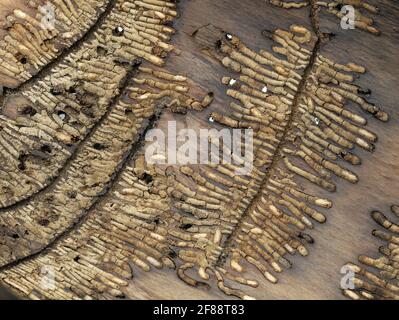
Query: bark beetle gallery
0 0 397 300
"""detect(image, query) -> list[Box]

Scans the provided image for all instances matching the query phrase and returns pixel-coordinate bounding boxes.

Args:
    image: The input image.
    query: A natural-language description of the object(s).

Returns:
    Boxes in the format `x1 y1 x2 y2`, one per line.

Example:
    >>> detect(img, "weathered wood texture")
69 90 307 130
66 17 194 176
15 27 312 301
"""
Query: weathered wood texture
0 0 398 300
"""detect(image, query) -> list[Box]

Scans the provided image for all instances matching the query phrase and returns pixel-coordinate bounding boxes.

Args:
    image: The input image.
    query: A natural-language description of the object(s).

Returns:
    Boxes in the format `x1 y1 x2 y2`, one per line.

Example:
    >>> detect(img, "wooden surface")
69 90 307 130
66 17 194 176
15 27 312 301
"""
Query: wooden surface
1 0 399 300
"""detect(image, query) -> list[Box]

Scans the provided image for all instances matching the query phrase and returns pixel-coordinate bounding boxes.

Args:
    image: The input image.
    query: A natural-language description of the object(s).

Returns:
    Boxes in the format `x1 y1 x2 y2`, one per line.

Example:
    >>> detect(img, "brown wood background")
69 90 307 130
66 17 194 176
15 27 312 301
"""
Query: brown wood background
1 0 399 299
